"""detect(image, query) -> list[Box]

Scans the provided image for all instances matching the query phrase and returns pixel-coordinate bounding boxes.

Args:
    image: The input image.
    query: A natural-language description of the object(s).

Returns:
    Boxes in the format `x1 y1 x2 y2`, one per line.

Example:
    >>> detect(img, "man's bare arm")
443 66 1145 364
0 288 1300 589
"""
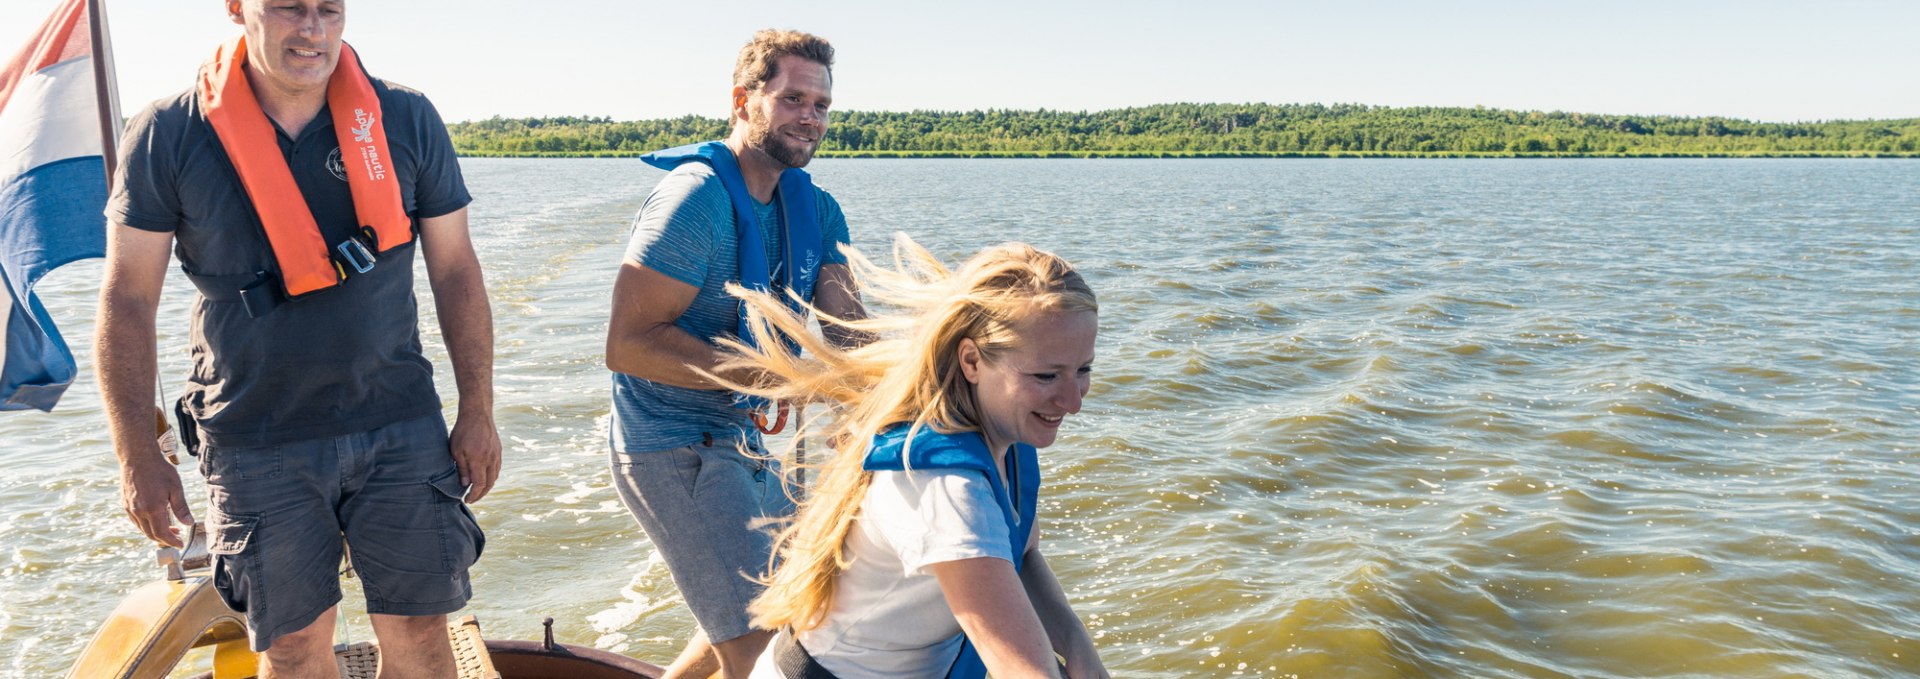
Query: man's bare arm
606 261 753 389
95 225 192 547
811 262 873 349
418 207 501 502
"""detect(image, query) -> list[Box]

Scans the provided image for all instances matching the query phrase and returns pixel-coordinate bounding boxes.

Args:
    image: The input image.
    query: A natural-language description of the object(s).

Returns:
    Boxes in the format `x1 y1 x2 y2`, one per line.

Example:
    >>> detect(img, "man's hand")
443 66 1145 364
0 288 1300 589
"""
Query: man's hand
449 413 500 503
119 451 193 547
418 207 500 503
97 225 184 546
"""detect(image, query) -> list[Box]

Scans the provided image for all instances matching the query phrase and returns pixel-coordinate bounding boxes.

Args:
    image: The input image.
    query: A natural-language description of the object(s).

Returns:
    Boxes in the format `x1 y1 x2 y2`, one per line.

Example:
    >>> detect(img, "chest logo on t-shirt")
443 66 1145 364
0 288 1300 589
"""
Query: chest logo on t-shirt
326 147 348 182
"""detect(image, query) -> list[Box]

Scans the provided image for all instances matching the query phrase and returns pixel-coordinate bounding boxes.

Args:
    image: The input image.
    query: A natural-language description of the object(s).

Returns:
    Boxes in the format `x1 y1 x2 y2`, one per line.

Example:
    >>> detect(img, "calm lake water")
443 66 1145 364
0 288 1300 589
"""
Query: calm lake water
3 159 1918 678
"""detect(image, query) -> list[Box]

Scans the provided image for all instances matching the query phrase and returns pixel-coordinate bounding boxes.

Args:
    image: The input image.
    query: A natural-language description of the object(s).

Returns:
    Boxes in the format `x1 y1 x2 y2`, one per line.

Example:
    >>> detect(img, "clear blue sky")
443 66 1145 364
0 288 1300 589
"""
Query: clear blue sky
7 0 1916 124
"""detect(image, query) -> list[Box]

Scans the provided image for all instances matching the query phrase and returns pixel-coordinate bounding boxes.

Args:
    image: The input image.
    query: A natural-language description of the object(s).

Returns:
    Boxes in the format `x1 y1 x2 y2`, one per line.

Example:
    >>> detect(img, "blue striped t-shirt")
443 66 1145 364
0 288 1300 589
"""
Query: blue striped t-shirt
610 162 850 453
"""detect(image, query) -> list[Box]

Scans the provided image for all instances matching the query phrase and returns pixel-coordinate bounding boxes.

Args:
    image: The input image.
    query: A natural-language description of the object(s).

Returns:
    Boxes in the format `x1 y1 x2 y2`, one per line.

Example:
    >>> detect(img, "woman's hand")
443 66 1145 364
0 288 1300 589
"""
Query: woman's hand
1062 636 1110 679
1021 547 1108 679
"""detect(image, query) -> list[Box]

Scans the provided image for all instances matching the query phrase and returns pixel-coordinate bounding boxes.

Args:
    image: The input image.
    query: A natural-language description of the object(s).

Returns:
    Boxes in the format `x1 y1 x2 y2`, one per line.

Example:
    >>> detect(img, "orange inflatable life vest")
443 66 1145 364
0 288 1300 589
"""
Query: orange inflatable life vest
197 36 410 300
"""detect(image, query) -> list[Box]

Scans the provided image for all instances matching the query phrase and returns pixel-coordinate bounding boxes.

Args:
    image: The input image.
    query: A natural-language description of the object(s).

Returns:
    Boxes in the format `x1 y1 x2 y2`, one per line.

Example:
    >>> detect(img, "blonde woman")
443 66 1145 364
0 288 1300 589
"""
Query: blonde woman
717 236 1109 679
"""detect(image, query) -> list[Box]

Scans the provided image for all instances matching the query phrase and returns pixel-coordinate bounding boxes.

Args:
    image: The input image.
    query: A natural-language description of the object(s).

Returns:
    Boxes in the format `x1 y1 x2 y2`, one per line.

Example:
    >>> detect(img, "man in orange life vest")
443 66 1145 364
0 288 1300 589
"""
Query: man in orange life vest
95 1 497 675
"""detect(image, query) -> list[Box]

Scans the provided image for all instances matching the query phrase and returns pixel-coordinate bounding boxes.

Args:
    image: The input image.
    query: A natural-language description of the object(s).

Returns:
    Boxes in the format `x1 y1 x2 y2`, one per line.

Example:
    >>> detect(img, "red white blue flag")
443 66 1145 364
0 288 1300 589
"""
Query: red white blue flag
0 0 117 411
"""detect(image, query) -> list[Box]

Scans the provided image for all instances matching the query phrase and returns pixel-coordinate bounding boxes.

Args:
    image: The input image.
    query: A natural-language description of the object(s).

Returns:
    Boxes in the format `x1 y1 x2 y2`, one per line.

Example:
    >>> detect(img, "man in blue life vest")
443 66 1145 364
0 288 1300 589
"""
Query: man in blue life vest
96 1 497 676
605 29 868 679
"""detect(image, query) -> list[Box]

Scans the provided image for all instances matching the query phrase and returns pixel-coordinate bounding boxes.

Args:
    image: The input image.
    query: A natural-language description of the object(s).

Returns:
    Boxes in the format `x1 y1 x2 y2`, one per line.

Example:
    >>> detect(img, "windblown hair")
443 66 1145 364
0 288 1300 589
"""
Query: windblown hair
713 234 1096 633
733 28 835 93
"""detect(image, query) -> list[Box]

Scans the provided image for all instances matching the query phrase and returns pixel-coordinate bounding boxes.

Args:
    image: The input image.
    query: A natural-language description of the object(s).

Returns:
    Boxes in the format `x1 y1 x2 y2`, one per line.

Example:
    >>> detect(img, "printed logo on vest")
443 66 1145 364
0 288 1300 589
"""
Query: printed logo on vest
350 108 388 182
350 108 375 143
800 251 820 284
358 145 388 182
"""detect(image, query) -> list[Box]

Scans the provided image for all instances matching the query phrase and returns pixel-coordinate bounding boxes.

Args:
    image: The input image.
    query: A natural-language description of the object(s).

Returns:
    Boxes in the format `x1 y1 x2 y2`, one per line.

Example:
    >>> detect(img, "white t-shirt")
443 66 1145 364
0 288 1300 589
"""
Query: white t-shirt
750 468 1015 679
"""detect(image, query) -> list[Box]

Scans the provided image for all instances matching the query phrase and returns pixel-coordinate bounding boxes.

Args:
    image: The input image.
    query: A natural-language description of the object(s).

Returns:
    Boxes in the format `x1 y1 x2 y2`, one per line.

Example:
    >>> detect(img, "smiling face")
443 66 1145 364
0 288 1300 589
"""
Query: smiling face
739 54 832 169
960 309 1099 453
228 0 345 97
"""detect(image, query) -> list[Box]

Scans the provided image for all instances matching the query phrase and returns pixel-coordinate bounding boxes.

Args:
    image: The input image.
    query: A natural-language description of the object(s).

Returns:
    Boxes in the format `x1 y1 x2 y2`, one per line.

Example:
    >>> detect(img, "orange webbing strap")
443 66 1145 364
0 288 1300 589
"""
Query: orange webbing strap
199 36 333 296
326 42 410 253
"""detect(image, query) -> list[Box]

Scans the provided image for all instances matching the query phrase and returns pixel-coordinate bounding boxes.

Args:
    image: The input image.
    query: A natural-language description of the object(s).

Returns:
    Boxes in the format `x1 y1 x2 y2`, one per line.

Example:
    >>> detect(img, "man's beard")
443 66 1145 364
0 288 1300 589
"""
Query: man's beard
748 115 817 169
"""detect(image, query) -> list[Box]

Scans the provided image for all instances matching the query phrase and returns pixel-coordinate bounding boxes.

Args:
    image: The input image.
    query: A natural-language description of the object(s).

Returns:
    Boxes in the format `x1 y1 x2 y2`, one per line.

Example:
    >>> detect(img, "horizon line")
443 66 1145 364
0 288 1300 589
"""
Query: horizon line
446 102 1920 127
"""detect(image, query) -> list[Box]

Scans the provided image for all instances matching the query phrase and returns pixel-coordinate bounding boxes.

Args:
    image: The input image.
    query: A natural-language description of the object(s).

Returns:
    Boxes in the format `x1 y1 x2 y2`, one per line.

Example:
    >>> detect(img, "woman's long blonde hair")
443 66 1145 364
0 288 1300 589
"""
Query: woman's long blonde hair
711 233 1097 633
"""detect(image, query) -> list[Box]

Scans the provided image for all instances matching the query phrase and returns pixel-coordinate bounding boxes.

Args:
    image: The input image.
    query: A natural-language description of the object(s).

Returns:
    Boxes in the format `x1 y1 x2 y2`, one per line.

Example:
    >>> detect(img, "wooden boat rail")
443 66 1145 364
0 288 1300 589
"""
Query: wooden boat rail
66 524 661 679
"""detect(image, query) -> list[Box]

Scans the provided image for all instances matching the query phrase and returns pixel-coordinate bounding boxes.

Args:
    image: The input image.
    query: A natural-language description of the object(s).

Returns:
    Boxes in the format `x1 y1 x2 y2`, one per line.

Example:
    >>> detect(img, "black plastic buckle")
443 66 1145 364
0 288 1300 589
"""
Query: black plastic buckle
238 271 285 319
335 238 377 275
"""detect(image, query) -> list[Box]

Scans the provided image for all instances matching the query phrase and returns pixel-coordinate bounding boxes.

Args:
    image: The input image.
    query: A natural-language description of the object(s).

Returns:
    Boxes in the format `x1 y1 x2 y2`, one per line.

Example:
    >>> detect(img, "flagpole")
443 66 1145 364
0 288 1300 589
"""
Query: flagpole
82 0 173 456
86 0 116 189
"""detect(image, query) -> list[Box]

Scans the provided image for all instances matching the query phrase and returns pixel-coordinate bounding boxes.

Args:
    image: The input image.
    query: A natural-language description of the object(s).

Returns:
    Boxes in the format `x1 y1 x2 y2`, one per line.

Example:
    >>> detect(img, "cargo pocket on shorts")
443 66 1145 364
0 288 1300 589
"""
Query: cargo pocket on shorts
428 469 486 567
207 513 260 613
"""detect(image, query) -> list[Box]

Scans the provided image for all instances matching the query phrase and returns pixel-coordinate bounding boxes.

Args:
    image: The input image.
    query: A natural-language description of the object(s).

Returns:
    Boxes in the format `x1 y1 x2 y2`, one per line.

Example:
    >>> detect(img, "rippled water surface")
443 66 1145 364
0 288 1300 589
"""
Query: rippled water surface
4 159 1918 677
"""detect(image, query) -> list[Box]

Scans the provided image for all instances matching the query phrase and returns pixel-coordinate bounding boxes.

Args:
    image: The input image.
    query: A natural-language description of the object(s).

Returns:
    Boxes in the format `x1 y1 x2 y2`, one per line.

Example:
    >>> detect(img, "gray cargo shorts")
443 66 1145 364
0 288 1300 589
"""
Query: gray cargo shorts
610 439 797 643
200 413 485 651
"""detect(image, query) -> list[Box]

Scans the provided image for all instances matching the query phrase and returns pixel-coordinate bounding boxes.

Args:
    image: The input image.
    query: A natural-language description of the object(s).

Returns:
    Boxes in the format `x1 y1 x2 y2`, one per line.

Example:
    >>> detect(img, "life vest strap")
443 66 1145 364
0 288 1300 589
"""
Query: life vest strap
196 36 411 309
186 226 385 319
183 269 285 319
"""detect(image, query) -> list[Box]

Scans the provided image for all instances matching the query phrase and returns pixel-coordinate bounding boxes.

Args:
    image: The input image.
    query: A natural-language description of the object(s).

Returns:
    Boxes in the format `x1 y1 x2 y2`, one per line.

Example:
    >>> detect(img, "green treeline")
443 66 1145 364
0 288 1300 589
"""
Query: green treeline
447 103 1920 158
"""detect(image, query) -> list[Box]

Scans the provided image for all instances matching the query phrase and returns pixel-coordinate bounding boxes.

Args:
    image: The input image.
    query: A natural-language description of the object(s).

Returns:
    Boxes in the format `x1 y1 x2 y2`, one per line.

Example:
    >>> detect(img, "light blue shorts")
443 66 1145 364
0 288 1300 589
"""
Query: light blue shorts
610 440 796 643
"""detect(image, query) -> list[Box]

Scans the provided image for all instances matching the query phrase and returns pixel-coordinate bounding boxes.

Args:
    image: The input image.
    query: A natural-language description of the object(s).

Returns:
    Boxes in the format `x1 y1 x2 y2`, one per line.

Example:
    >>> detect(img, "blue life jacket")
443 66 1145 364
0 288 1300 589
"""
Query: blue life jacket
640 141 823 350
864 424 1041 679
641 141 824 412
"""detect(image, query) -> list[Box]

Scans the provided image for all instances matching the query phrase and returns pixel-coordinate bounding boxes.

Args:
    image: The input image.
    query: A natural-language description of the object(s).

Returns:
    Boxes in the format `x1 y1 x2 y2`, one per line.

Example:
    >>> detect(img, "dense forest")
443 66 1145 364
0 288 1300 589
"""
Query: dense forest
447 103 1920 158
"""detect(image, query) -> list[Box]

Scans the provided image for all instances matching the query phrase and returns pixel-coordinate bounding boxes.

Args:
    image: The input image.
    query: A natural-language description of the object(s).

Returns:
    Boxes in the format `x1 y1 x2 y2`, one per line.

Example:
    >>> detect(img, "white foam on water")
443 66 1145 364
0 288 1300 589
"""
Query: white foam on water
586 554 676 635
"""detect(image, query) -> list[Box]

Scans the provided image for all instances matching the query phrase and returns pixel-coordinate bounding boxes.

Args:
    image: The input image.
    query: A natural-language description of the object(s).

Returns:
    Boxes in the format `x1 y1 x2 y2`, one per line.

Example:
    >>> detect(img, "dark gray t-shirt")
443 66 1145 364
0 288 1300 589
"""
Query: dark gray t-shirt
106 79 470 447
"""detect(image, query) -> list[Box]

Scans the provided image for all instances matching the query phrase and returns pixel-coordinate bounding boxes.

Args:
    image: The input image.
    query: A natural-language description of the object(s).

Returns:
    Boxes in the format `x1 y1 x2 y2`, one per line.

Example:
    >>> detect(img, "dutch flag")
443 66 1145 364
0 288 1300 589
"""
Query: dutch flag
0 0 117 412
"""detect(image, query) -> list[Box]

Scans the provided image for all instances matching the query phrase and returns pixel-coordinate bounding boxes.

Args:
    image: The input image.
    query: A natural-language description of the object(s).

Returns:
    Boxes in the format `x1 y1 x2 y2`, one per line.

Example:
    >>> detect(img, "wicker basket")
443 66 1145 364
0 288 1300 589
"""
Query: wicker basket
333 615 499 679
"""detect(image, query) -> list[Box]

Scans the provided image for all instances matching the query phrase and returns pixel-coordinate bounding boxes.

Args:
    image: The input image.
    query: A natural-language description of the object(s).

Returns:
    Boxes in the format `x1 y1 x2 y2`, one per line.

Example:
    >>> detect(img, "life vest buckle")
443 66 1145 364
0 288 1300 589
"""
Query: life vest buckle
334 238 377 275
237 270 287 318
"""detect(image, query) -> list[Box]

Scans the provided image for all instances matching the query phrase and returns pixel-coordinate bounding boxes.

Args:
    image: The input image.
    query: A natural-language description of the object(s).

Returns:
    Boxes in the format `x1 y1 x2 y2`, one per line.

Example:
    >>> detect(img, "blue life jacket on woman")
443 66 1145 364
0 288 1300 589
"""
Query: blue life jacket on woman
865 424 1042 679
641 141 823 410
